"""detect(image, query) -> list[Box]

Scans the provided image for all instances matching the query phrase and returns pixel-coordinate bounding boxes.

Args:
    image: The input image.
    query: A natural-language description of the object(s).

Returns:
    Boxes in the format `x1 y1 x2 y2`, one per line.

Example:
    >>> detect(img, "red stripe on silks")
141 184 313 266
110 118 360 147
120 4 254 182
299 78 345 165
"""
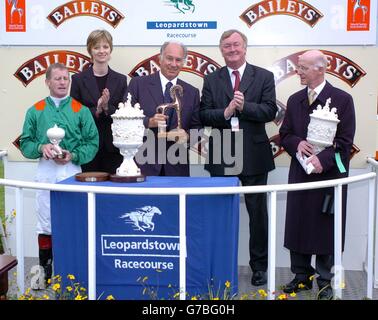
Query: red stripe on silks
38 234 52 249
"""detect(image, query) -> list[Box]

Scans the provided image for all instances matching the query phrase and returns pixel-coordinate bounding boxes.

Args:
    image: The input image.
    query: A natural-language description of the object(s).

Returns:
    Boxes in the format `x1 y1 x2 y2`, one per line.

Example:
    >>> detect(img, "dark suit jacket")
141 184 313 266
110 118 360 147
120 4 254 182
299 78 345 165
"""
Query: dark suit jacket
200 63 277 176
70 66 127 154
279 81 356 254
127 72 202 176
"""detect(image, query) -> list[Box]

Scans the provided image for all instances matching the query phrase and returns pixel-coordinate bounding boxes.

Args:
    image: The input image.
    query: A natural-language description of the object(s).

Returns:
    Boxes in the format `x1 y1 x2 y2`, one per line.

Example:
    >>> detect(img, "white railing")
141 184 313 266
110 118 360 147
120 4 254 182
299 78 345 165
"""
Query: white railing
367 157 378 289
0 169 376 300
0 150 10 255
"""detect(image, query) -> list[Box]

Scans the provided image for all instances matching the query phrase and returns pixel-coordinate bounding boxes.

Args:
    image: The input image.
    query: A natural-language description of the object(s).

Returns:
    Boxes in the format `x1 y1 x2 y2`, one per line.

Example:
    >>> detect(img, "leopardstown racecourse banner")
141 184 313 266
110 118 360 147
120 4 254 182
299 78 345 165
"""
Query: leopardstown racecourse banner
1 0 377 46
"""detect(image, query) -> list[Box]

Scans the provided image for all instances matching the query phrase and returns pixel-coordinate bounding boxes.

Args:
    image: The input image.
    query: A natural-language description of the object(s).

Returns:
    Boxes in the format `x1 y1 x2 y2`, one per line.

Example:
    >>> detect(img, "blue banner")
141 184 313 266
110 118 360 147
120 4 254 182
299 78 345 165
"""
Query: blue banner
51 176 239 300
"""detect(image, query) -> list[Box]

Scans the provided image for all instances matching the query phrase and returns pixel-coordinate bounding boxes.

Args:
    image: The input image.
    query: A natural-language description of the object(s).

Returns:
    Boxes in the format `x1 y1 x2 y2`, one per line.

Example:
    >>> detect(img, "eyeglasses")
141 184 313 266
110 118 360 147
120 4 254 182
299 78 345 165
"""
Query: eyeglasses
296 65 310 72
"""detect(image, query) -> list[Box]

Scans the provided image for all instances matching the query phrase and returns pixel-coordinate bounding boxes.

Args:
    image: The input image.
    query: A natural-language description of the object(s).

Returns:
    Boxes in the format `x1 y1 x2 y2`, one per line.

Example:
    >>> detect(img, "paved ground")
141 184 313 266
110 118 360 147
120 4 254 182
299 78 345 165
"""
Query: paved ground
6 258 378 300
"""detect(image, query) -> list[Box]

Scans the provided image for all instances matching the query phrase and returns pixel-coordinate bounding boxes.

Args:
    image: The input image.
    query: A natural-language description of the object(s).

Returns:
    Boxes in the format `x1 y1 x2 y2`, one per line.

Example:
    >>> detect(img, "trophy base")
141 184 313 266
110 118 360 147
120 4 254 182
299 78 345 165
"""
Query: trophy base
158 129 187 143
75 172 110 182
109 174 145 183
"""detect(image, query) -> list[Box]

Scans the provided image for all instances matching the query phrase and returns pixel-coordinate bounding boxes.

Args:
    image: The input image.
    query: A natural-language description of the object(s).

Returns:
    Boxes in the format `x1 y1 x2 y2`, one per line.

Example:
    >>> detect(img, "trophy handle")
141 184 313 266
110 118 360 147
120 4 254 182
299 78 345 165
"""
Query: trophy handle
155 84 184 137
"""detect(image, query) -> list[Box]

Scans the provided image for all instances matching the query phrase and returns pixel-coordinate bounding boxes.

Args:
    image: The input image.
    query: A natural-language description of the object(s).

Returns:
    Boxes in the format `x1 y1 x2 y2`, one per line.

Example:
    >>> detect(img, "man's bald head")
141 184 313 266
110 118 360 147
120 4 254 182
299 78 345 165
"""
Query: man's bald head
297 50 328 88
299 50 328 70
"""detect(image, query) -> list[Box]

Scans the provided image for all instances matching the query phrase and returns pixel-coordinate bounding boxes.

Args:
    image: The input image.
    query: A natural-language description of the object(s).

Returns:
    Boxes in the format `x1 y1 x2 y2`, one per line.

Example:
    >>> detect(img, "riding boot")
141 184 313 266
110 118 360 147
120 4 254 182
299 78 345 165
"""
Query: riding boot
38 234 53 286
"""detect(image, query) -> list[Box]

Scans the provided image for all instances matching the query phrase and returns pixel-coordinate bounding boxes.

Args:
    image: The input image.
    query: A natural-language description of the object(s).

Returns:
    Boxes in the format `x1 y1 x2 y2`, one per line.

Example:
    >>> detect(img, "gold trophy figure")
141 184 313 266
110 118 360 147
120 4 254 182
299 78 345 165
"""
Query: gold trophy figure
156 84 187 143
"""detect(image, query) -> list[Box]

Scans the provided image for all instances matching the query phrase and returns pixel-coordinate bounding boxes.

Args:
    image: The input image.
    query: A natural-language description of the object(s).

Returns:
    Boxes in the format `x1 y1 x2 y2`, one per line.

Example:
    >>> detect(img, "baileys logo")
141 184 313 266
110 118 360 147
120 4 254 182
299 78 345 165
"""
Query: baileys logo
47 0 124 28
129 51 220 78
240 0 323 28
14 51 91 86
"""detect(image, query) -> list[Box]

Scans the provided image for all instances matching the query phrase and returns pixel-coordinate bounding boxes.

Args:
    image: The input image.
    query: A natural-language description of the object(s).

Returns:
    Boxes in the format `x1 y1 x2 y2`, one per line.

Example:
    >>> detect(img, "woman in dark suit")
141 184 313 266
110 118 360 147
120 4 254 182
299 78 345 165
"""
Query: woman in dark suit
70 29 127 173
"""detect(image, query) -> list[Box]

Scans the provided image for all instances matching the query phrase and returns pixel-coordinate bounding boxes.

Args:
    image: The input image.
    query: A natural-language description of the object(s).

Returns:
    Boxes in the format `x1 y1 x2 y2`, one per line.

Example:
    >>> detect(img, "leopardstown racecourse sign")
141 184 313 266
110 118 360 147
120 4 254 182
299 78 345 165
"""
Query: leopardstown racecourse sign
1 0 376 45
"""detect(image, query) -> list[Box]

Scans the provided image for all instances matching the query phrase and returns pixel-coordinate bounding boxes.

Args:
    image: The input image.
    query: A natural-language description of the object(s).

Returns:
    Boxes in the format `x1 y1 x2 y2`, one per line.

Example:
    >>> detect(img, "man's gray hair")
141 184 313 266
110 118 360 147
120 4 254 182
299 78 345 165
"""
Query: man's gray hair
219 29 248 48
314 54 328 69
160 41 188 59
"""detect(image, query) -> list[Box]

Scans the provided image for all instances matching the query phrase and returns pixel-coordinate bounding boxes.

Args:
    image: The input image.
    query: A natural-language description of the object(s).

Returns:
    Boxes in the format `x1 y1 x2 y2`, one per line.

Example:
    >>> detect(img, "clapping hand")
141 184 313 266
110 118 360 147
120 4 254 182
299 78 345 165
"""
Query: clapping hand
233 91 244 112
224 91 244 119
96 88 110 114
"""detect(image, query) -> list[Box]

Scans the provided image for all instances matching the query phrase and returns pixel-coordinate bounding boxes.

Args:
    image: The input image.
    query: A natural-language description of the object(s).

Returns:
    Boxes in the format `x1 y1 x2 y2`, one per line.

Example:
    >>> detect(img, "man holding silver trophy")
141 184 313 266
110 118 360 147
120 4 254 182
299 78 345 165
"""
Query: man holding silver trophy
20 63 99 288
279 50 356 300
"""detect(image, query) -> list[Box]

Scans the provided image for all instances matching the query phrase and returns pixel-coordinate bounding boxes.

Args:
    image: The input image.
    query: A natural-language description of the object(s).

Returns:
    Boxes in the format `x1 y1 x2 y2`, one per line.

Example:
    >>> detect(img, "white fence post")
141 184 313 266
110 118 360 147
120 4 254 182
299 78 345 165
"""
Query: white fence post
15 187 24 296
87 192 96 300
267 191 277 300
179 193 187 300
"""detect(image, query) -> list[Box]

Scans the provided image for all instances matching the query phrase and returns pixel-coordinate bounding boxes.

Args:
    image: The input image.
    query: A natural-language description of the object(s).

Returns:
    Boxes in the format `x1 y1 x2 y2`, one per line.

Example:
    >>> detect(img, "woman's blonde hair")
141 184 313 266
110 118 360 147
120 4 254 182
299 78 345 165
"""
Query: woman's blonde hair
86 29 113 56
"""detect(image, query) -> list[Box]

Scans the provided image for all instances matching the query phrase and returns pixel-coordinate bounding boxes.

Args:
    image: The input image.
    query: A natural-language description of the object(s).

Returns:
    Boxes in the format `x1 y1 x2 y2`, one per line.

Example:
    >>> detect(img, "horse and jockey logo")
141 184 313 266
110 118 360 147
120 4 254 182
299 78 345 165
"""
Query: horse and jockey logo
5 0 26 32
347 0 370 31
352 0 369 22
7 0 24 24
120 206 162 232
166 0 195 14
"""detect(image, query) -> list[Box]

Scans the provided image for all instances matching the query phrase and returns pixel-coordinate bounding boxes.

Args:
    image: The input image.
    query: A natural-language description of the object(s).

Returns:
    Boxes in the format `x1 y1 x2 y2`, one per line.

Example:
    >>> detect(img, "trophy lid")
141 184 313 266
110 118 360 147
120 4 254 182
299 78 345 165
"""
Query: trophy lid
310 98 340 123
112 93 145 119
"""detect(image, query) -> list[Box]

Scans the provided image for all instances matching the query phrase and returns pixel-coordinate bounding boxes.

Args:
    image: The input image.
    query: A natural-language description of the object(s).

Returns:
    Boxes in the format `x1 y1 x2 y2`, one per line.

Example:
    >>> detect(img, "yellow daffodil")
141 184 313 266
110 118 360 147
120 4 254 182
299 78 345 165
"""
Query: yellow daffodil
52 283 61 291
258 289 268 297
67 274 75 280
106 295 115 300
225 280 231 288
